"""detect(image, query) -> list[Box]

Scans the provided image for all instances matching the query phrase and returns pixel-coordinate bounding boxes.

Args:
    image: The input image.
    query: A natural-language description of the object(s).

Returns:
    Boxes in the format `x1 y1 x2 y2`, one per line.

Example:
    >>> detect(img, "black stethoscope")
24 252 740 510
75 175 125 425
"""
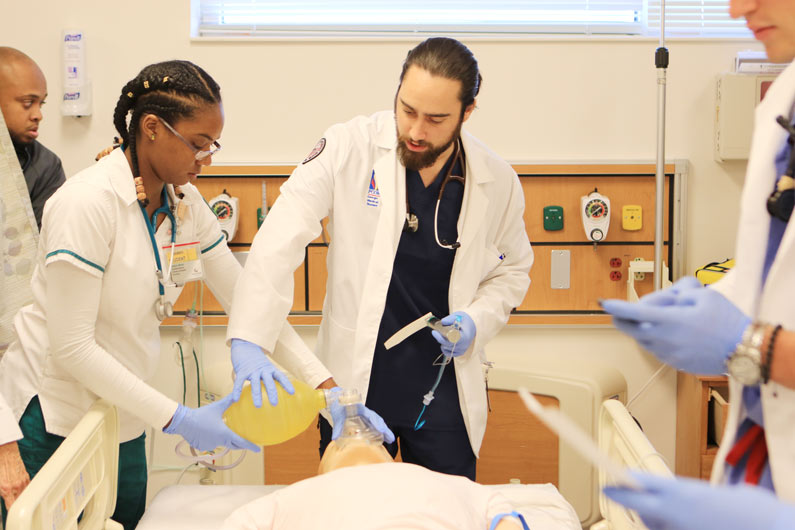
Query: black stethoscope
139 186 177 321
403 138 465 250
768 115 795 223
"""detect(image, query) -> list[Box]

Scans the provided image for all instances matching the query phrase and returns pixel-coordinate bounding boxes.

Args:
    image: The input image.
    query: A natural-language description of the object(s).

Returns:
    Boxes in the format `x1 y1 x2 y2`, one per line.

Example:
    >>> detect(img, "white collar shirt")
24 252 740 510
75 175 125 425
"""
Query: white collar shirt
0 148 228 441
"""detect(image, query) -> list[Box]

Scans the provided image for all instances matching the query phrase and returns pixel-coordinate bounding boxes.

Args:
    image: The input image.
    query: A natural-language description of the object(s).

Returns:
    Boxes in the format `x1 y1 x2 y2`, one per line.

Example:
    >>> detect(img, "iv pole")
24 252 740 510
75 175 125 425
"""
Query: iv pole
654 0 669 291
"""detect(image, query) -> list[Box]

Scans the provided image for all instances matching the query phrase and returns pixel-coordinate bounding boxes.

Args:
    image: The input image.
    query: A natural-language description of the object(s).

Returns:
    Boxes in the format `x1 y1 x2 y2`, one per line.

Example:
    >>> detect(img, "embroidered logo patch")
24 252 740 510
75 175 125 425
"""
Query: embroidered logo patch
302 138 326 164
366 170 380 207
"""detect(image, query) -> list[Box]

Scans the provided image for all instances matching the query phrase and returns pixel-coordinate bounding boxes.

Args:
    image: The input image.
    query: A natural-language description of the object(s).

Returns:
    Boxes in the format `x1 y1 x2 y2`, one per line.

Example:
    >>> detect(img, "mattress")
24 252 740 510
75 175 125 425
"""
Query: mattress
137 482 580 530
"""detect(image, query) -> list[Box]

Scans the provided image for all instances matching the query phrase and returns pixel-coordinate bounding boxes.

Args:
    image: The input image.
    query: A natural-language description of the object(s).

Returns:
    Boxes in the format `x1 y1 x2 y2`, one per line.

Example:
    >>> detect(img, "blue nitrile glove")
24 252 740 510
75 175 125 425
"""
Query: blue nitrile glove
603 471 795 530
164 393 260 453
327 387 395 444
231 338 294 407
600 277 751 375
431 311 476 357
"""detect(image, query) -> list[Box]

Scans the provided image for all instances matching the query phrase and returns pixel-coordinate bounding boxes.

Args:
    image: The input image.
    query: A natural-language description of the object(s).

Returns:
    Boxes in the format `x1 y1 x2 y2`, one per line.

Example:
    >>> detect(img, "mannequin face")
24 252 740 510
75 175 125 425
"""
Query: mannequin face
317 440 393 475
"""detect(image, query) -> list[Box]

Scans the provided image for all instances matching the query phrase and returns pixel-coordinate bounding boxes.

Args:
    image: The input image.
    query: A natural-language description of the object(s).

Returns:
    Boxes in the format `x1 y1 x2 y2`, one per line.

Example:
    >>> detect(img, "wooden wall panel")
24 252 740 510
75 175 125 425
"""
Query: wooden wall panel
478 391 559 486
262 390 559 486
520 244 665 312
166 163 679 325
306 246 328 312
190 178 263 245
523 175 670 243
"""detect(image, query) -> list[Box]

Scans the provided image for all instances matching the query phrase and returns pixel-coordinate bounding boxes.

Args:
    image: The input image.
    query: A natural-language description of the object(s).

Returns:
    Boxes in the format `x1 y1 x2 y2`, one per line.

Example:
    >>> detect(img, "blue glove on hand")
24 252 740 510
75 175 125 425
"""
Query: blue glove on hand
327 388 395 444
431 312 476 357
603 472 795 530
600 277 751 374
231 338 294 407
164 393 260 453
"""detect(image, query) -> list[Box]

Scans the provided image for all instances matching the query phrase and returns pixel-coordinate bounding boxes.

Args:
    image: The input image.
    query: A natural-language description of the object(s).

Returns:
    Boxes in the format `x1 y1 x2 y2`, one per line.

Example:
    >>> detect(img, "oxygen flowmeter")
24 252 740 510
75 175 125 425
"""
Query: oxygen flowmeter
209 190 239 241
581 189 611 247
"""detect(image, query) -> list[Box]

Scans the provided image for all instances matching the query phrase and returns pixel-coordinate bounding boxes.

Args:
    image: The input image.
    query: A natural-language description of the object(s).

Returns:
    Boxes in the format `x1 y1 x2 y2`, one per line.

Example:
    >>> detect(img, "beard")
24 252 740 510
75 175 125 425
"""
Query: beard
396 119 462 171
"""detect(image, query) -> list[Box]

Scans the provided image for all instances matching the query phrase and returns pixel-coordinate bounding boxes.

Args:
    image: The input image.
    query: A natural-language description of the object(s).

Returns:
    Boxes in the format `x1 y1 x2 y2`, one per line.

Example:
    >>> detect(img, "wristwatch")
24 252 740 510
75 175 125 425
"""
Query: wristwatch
727 323 766 386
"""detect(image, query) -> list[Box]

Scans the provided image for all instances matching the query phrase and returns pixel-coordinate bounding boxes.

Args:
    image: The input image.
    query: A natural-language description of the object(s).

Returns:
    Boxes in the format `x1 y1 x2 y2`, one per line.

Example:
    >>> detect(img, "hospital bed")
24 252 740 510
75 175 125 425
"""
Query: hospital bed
5 400 121 530
591 399 673 530
5 396 579 529
5 385 670 530
7 359 671 530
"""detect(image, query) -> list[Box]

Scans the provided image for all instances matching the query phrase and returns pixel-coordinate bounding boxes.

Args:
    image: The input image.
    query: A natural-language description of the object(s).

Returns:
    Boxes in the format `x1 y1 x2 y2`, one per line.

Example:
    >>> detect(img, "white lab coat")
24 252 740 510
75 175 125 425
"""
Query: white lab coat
0 393 22 445
229 111 533 455
0 149 325 442
710 59 795 500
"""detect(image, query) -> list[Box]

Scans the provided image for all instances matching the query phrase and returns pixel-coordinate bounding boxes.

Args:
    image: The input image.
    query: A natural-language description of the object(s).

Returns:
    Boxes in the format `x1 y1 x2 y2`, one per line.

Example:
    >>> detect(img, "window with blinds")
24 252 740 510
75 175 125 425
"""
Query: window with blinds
646 1 750 37
194 1 748 39
195 1 643 37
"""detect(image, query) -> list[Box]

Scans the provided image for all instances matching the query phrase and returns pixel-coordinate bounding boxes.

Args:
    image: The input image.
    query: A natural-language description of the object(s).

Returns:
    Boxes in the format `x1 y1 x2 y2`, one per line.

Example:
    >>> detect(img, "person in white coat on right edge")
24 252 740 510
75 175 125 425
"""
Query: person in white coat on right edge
600 1 795 528
228 37 532 480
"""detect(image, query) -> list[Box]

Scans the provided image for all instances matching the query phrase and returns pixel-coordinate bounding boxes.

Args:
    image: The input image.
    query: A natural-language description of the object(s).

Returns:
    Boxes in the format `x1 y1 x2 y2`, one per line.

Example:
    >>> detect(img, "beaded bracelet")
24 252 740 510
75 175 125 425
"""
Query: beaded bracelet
763 324 783 384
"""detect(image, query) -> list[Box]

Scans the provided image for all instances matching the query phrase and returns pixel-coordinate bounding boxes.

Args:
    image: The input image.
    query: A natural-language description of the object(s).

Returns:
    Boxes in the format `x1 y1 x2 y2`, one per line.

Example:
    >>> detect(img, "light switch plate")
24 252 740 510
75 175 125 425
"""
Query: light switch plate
551 250 571 289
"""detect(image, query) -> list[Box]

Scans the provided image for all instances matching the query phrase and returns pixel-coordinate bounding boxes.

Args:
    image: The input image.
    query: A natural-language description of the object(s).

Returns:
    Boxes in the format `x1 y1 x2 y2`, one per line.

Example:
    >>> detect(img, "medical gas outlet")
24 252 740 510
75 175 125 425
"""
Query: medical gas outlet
581 189 611 246
209 190 239 241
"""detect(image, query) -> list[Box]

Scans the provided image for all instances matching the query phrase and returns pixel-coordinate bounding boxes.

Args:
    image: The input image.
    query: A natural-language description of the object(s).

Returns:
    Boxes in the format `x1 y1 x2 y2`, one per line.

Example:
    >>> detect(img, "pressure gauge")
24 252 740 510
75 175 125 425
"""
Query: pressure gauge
209 190 240 241
213 200 233 220
581 190 611 243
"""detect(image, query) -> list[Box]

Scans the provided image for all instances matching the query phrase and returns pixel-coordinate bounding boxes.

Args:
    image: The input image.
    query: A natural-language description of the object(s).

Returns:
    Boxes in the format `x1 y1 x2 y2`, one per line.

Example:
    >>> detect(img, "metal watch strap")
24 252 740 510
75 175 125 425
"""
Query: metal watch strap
729 322 766 384
743 322 766 351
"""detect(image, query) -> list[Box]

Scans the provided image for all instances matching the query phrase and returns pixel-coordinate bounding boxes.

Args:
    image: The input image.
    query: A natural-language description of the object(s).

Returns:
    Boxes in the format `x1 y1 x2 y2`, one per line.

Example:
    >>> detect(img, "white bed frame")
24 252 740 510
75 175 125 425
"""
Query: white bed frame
3 385 671 530
591 399 673 530
6 400 122 530
488 361 627 526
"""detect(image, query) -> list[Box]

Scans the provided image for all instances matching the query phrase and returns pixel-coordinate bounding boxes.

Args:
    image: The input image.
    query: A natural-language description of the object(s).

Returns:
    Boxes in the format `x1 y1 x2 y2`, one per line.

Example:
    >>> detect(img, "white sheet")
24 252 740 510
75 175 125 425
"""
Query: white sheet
137 485 282 529
138 464 580 530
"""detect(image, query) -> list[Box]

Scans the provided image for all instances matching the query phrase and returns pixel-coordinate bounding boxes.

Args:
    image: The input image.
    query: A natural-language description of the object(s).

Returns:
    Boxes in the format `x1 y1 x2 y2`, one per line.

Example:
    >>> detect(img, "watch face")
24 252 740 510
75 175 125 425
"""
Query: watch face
729 354 762 385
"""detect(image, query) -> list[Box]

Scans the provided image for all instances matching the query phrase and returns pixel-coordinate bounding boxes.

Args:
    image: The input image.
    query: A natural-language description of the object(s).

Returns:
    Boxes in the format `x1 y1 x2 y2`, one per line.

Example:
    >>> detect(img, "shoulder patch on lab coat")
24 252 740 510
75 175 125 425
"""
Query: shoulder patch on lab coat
302 138 326 164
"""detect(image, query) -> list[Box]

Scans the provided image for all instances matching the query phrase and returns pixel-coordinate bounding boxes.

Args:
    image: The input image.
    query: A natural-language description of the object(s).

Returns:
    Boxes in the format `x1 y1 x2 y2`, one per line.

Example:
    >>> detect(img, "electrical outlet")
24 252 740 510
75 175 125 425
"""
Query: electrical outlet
200 390 221 407
610 271 622 281
633 257 645 281
609 258 622 268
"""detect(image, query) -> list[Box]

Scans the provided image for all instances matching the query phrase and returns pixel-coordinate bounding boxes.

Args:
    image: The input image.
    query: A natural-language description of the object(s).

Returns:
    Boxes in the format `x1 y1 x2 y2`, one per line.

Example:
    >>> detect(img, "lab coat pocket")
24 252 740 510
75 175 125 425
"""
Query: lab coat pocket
39 375 95 434
319 316 357 374
480 246 504 281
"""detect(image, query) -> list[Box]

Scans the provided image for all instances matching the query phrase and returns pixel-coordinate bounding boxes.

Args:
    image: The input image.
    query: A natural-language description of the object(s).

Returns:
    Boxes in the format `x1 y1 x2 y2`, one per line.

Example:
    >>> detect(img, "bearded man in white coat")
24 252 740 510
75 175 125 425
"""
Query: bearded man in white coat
227 37 533 479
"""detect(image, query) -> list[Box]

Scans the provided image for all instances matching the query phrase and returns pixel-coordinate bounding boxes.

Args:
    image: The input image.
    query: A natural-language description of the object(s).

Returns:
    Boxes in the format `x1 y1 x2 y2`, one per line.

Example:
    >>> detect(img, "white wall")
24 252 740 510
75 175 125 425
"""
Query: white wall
1 0 762 501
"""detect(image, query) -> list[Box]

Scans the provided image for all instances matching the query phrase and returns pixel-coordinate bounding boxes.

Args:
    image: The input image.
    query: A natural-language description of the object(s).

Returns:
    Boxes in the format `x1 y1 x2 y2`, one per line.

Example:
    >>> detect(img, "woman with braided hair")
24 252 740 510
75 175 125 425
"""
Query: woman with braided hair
0 60 326 529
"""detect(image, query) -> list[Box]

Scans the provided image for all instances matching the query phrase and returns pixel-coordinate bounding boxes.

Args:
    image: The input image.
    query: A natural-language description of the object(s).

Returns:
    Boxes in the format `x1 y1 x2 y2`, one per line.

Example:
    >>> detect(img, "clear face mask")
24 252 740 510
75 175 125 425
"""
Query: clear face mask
334 389 385 448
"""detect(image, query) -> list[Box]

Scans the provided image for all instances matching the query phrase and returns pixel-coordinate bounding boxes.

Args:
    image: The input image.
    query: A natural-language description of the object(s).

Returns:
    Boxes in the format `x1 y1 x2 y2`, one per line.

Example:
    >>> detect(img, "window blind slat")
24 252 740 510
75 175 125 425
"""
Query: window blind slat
646 1 750 37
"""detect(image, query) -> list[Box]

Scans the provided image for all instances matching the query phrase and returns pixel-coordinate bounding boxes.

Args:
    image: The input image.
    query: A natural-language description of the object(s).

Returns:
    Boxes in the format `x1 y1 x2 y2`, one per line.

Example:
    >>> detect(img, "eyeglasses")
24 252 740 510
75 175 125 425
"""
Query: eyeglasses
160 118 221 161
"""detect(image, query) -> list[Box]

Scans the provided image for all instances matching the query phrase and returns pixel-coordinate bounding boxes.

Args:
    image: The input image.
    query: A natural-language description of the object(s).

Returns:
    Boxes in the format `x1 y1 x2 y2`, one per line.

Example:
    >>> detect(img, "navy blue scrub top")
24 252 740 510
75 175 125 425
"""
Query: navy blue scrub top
366 149 466 429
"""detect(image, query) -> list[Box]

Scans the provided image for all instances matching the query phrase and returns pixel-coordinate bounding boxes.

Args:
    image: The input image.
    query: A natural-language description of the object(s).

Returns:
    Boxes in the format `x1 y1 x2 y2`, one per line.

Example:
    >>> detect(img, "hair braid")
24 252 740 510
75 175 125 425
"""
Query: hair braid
110 60 222 198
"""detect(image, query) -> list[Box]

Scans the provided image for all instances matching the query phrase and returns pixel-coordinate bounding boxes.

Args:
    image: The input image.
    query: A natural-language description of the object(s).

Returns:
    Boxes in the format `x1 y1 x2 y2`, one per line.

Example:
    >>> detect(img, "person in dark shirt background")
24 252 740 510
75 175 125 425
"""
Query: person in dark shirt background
0 47 65 229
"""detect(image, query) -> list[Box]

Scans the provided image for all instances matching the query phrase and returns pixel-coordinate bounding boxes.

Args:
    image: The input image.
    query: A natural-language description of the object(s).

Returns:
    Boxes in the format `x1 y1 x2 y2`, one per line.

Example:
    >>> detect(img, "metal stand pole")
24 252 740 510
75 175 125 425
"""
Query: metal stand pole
654 1 669 291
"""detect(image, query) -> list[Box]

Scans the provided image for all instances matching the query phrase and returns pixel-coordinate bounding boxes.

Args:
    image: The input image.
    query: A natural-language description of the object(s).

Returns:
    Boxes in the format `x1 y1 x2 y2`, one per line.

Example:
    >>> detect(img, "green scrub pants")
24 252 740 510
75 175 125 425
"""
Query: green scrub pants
1 396 147 530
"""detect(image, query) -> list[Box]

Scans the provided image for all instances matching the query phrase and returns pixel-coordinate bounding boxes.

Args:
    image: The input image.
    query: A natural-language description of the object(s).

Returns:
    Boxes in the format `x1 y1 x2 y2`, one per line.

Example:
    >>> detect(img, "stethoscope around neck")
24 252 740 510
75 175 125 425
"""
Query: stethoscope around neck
139 186 178 321
768 115 795 222
403 138 466 250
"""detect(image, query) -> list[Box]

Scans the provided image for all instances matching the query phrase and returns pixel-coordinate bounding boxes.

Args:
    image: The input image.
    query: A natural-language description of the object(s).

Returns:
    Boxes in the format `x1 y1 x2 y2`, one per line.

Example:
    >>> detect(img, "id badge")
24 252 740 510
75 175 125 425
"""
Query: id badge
162 241 204 285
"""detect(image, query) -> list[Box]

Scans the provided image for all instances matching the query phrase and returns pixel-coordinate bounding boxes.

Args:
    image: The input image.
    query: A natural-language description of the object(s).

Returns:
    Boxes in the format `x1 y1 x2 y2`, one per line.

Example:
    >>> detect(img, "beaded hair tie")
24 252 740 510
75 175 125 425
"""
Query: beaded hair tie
134 177 149 207
134 177 184 208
